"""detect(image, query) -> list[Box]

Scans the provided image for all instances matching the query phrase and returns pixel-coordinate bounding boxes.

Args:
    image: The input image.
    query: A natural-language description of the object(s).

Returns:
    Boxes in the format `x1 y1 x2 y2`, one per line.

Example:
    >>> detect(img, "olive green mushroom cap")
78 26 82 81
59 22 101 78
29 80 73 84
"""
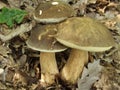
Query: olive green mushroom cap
26 24 67 52
56 17 116 52
34 0 74 23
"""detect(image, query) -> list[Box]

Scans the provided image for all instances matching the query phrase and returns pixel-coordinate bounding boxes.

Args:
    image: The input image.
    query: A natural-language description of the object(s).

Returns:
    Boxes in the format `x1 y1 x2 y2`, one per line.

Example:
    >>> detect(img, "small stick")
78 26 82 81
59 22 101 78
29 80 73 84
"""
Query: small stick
0 21 35 42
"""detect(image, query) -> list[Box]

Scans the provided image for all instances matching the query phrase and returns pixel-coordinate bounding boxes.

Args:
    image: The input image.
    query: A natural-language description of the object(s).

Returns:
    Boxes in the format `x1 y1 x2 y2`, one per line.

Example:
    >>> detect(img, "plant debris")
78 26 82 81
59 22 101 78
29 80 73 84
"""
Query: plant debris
0 0 120 90
76 60 103 90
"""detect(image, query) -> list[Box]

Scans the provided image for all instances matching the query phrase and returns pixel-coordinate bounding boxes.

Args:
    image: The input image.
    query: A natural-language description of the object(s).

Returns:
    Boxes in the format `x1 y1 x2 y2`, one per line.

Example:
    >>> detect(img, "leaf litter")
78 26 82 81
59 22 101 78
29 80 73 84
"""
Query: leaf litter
0 0 120 90
76 60 103 90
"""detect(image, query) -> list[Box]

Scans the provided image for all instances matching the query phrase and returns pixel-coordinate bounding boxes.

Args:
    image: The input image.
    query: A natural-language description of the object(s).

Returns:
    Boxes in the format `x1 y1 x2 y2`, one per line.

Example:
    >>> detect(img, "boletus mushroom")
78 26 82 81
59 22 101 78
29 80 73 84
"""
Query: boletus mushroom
33 0 74 23
26 24 67 85
55 17 116 84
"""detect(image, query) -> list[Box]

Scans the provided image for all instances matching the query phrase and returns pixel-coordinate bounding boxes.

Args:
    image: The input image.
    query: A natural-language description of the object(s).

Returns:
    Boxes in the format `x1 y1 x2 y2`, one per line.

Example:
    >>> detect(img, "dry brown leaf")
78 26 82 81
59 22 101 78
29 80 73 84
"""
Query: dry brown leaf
13 71 29 86
73 0 88 15
76 60 103 90
93 67 120 90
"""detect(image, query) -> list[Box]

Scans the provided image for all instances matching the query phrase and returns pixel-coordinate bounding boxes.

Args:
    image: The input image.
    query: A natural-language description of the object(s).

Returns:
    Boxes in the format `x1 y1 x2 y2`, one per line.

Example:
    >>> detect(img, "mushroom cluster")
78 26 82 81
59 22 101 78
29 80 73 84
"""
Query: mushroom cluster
26 0 74 86
26 0 116 86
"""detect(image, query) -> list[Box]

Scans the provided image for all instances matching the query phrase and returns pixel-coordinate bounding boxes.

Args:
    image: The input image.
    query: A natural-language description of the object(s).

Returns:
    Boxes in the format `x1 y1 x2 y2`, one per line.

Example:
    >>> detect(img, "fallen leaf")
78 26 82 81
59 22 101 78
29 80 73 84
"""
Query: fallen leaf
76 60 103 90
93 66 120 90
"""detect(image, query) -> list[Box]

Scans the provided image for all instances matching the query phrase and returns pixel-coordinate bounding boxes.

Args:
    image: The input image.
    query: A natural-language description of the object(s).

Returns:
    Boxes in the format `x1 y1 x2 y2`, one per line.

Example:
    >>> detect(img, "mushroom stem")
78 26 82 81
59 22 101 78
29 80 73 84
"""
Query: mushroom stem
40 52 59 85
60 49 88 84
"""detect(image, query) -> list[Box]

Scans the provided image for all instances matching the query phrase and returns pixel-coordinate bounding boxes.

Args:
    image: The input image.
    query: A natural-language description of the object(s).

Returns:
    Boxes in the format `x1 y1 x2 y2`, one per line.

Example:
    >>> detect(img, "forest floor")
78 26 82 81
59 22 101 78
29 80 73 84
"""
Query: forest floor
0 0 120 90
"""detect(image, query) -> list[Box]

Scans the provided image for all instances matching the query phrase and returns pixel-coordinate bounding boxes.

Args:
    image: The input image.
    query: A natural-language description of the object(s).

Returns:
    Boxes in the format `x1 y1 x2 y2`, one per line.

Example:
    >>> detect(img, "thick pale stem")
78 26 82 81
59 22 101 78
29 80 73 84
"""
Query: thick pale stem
60 49 88 84
40 52 59 85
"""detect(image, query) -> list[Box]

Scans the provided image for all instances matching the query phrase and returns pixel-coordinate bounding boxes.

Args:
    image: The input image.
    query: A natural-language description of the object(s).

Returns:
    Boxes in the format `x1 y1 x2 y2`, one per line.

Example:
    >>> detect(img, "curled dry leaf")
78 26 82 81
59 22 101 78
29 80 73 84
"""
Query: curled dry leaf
76 60 103 90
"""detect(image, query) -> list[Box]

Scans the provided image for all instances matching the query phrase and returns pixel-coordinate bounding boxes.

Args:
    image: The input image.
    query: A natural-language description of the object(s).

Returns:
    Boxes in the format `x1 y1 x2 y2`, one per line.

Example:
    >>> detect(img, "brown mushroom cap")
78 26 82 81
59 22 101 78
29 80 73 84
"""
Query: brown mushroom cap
34 0 74 23
56 17 116 52
26 24 67 52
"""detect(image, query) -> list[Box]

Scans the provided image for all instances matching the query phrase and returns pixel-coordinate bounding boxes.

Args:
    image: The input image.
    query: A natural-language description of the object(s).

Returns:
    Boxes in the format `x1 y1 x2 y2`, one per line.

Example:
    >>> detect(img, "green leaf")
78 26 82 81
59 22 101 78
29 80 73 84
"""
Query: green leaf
0 7 27 28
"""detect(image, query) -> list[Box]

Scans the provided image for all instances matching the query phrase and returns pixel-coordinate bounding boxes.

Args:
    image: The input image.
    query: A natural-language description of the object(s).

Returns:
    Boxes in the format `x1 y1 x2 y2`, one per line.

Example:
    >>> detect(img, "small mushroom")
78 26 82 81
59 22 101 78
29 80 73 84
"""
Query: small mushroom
55 17 116 84
33 0 75 23
26 24 67 85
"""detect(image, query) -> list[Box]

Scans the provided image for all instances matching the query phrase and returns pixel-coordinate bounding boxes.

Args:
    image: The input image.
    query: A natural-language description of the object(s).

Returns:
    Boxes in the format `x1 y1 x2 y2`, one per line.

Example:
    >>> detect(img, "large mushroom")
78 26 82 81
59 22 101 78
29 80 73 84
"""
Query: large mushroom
33 0 75 23
26 24 67 85
55 17 116 84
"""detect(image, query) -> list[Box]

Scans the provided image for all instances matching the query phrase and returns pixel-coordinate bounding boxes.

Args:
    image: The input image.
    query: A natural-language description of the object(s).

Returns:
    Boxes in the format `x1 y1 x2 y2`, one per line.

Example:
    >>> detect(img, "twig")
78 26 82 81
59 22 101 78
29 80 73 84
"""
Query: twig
0 21 35 42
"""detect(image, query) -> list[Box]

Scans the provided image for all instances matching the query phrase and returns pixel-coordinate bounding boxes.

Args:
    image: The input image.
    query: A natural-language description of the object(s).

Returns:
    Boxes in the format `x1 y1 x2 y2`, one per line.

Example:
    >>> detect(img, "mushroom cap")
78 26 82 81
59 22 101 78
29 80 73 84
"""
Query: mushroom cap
56 17 116 52
34 0 74 23
26 24 67 52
